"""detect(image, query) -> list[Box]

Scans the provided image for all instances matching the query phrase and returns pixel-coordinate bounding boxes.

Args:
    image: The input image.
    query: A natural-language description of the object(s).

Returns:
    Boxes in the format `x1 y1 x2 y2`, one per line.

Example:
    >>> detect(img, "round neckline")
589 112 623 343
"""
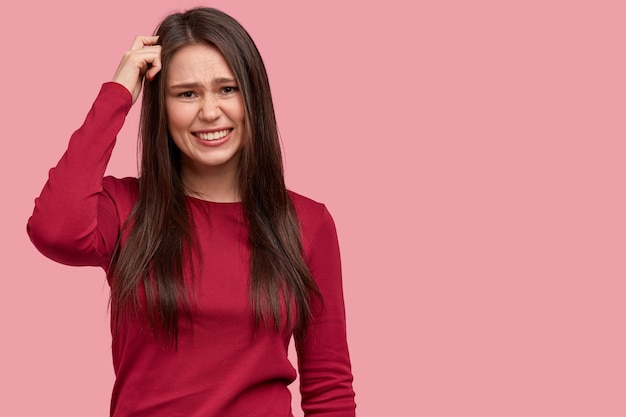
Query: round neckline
184 194 242 207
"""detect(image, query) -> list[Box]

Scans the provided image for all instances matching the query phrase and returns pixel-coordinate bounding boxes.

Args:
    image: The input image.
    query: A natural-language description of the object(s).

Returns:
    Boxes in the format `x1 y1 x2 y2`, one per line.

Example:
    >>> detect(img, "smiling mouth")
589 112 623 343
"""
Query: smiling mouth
196 129 232 141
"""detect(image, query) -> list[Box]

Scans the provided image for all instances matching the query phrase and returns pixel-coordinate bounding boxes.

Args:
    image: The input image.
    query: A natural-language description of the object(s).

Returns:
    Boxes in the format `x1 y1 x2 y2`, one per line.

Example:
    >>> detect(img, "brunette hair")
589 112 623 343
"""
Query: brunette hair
110 7 320 345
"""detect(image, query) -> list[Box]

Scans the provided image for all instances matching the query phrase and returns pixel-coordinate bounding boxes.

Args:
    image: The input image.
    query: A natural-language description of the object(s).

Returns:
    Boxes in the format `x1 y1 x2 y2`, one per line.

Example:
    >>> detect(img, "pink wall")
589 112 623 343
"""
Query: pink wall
3 0 626 415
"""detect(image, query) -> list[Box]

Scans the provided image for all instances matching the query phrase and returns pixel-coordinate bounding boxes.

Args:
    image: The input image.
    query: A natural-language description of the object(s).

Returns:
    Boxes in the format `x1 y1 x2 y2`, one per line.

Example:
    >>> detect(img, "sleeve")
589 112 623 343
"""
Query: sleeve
26 82 133 269
296 206 357 416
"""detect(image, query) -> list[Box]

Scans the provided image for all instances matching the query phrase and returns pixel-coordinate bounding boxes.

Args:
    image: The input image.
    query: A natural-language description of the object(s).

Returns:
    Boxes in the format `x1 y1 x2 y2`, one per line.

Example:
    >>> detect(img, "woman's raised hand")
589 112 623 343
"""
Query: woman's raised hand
112 36 162 104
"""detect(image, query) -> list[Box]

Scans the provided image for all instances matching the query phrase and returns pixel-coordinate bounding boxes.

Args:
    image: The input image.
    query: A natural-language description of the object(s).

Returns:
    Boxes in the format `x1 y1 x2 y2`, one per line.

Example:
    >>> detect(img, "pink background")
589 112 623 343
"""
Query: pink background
2 0 625 415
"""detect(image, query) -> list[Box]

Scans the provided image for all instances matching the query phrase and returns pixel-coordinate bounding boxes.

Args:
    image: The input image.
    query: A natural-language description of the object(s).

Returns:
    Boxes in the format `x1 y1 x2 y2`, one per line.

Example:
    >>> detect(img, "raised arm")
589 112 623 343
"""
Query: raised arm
27 36 162 268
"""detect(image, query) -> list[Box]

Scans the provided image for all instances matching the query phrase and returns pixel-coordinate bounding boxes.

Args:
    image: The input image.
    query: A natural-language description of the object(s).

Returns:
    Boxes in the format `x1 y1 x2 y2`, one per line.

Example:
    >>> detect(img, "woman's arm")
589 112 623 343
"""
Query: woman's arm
296 206 356 416
27 83 132 267
27 36 162 268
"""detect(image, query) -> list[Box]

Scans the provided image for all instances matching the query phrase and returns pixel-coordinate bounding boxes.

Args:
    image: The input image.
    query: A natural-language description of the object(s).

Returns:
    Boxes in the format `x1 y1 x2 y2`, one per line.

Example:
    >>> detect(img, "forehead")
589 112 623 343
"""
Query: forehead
166 43 235 83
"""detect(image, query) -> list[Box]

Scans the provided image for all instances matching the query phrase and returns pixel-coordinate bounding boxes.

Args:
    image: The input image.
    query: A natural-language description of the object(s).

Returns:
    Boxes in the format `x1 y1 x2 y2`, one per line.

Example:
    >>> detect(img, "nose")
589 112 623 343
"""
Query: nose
199 95 221 120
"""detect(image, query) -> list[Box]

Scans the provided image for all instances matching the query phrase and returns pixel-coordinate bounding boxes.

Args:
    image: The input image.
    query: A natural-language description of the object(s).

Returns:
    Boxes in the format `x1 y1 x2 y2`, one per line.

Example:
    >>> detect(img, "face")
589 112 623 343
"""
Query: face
165 43 246 182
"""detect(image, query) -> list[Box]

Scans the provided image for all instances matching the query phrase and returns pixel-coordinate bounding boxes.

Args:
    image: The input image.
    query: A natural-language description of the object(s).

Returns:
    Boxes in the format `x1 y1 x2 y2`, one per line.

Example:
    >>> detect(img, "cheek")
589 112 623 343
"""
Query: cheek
166 103 194 131
224 96 246 126
236 99 246 125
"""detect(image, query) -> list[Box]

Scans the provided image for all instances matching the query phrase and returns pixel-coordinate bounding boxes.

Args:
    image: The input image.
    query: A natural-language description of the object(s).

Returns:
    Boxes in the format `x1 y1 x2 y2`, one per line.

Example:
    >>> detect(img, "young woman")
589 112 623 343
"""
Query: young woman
27 7 356 417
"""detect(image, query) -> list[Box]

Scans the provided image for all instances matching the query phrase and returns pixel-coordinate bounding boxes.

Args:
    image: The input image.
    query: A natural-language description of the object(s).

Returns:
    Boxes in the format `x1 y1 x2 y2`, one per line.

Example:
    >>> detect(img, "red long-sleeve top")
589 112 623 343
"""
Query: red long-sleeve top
27 82 356 417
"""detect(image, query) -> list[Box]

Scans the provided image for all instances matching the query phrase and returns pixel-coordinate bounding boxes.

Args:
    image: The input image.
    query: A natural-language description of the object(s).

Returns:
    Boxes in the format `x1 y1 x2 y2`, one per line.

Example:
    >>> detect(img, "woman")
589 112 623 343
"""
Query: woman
27 7 356 417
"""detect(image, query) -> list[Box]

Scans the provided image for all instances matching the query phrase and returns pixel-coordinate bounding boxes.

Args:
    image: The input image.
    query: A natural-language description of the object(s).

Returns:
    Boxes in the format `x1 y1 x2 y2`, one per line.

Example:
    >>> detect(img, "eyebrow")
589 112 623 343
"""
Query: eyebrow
168 78 237 89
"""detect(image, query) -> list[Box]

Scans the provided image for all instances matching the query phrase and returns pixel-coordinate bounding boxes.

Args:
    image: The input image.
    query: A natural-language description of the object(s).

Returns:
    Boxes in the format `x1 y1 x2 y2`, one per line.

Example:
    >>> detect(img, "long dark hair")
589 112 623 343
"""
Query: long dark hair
110 7 320 345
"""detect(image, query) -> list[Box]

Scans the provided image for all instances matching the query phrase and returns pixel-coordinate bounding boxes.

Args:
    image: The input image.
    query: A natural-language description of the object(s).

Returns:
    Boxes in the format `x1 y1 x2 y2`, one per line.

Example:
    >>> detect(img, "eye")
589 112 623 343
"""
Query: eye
179 91 196 98
220 86 238 95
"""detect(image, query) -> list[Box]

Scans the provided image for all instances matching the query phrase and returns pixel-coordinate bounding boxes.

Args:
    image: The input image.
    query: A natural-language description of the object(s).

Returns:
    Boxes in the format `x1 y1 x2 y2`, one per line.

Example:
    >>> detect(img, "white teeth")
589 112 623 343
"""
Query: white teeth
197 129 230 141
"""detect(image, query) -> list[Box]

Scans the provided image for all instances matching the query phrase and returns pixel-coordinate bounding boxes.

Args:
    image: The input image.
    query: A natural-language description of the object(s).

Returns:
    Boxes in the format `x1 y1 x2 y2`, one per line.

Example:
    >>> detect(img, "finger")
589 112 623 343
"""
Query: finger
136 46 162 77
112 48 159 92
130 35 159 50
131 45 161 80
124 45 161 70
146 57 162 81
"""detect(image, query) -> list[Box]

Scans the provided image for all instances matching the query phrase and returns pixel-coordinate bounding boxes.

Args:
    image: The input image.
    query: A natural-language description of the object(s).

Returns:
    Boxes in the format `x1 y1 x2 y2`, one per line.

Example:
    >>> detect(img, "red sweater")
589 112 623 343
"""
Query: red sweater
27 82 356 417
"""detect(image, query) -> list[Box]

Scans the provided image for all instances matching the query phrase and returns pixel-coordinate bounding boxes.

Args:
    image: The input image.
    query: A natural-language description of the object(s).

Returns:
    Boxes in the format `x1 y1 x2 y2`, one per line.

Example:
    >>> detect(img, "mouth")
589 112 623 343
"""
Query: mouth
194 128 233 141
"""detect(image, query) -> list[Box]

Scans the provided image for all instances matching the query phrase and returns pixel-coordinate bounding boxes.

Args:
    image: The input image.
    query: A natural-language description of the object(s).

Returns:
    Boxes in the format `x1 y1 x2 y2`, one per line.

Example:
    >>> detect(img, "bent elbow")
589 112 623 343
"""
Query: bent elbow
26 212 99 267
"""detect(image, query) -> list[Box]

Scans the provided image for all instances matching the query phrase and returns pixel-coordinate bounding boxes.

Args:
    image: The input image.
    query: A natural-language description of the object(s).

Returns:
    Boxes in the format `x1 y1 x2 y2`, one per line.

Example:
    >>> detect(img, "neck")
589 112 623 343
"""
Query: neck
180 165 240 203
